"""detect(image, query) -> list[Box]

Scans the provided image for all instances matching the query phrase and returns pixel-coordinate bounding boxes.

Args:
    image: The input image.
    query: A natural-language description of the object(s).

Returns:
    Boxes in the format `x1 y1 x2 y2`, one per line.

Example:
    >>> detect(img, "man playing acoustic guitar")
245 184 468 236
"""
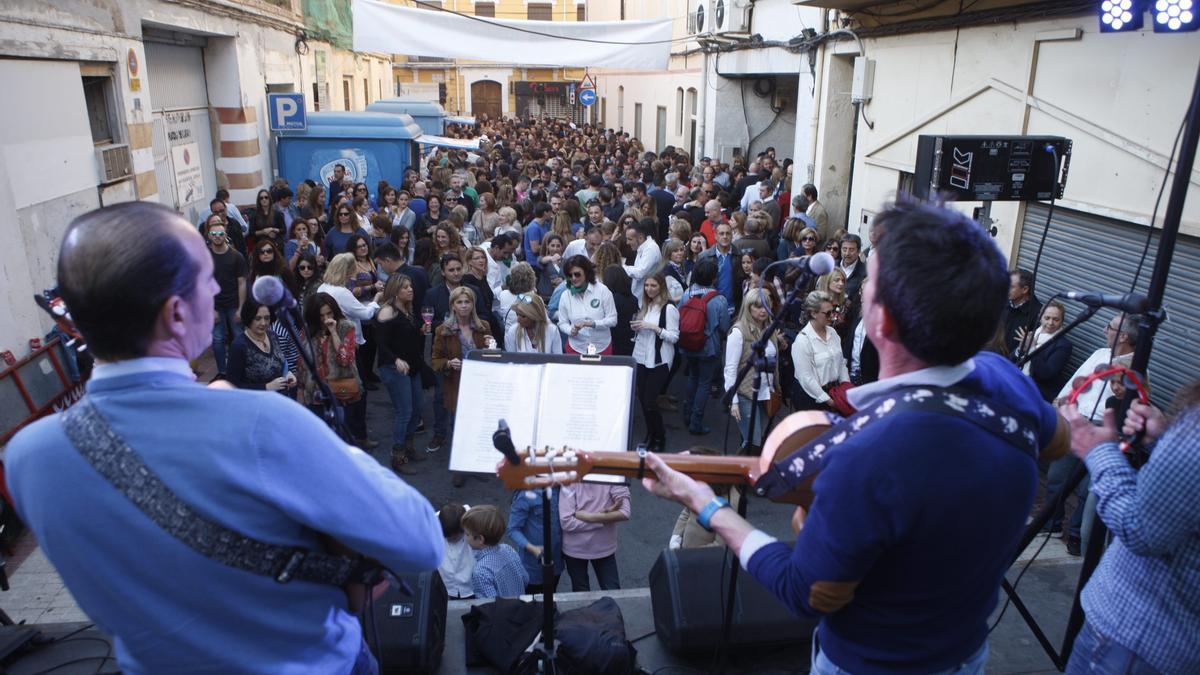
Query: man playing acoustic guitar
7 202 443 673
644 199 1070 675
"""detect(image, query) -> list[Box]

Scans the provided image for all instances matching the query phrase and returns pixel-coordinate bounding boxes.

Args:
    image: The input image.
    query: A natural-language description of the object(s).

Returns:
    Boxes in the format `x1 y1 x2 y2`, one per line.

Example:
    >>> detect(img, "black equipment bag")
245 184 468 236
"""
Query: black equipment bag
365 571 448 674
554 597 638 675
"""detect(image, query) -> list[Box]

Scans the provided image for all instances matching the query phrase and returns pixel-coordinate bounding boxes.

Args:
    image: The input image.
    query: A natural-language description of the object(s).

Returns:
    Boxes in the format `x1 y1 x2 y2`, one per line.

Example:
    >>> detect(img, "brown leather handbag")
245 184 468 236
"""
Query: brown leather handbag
327 377 361 402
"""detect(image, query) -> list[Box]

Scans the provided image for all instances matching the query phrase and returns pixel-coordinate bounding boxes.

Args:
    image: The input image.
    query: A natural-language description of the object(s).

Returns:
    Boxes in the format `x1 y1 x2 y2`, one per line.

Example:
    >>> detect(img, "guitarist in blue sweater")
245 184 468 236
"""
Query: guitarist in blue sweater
644 199 1070 675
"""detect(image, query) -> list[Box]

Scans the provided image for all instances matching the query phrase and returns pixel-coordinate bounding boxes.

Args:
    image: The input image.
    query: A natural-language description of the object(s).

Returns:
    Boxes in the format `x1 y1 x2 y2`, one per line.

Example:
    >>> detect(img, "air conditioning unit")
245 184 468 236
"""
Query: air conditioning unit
95 143 133 184
689 0 713 35
713 0 752 36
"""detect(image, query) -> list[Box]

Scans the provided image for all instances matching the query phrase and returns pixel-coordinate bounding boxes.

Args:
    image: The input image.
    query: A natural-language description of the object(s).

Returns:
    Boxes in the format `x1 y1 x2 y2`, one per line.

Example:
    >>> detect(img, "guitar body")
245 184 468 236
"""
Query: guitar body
757 411 833 509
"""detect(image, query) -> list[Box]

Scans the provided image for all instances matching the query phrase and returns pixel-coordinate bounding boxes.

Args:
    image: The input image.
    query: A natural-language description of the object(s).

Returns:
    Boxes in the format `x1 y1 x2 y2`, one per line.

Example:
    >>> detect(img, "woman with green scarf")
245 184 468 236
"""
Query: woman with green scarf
556 255 618 355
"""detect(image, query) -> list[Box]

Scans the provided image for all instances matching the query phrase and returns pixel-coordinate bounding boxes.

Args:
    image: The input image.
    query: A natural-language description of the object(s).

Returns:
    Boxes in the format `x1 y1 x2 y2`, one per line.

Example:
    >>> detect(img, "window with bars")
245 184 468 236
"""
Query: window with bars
528 3 552 20
577 4 585 20
476 2 495 17
343 77 352 110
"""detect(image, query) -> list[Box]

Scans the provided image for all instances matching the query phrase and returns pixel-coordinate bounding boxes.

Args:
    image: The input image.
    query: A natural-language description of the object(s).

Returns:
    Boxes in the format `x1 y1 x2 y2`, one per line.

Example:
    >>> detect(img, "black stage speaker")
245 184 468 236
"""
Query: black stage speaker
649 547 816 654
913 134 1071 201
365 570 448 674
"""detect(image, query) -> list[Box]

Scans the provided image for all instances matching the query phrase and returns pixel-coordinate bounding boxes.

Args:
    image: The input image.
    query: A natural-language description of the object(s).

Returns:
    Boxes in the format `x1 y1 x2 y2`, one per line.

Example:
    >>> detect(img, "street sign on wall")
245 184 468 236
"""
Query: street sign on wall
268 93 307 131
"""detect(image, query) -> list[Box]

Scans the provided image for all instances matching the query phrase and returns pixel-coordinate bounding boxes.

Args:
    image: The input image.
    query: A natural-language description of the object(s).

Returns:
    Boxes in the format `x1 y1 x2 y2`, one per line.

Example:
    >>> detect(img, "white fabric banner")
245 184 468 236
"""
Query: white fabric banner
353 0 674 70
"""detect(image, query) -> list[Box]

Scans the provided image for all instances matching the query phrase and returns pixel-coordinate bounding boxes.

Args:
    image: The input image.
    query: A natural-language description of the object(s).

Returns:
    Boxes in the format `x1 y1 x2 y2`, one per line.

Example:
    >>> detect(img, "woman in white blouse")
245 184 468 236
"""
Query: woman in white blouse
725 288 783 449
505 293 562 354
631 273 680 452
556 256 618 355
791 290 851 411
317 253 381 347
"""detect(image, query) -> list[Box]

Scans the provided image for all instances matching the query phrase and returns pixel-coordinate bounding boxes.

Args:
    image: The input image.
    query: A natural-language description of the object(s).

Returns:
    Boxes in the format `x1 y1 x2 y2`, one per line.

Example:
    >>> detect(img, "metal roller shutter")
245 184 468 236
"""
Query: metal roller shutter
1017 203 1200 407
144 39 218 224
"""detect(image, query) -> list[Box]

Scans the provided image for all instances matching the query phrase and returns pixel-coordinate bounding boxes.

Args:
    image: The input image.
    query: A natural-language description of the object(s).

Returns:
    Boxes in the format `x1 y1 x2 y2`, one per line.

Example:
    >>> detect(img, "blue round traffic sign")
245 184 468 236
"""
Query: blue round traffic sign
579 88 597 106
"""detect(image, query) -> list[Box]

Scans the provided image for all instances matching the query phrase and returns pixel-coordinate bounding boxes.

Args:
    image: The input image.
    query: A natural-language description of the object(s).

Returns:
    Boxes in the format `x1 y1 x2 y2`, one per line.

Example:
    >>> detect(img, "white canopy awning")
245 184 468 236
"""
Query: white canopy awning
417 134 481 151
353 0 674 70
445 115 476 126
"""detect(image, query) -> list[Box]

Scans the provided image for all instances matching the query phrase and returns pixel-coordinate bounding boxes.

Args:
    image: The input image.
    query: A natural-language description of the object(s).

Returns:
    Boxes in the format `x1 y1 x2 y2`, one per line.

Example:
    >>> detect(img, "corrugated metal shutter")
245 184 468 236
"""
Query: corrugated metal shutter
1017 203 1200 406
144 40 217 222
144 41 209 112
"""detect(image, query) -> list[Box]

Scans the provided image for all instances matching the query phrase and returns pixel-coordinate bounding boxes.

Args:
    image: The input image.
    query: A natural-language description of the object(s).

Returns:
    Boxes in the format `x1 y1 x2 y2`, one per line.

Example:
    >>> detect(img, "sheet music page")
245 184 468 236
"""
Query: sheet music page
536 362 633 483
449 360 543 474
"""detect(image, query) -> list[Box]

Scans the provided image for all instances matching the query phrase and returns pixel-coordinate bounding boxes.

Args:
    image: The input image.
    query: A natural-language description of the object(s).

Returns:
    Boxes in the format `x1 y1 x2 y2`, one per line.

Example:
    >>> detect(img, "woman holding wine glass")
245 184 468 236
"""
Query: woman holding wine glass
375 273 430 475
631 273 679 452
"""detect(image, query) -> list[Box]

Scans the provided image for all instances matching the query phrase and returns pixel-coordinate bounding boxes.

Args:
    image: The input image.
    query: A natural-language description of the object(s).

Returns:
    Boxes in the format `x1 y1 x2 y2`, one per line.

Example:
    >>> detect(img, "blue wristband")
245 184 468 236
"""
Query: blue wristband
697 496 730 531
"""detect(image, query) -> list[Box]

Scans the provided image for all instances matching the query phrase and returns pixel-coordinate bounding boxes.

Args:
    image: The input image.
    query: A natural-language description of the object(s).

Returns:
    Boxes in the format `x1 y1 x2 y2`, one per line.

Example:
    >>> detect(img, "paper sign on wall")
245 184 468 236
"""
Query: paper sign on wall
170 142 205 206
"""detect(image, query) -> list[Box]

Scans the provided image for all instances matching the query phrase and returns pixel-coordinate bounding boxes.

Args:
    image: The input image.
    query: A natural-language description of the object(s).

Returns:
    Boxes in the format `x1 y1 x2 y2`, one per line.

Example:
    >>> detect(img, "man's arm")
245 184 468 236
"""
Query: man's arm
236 277 246 318
1075 408 1200 558
253 398 444 574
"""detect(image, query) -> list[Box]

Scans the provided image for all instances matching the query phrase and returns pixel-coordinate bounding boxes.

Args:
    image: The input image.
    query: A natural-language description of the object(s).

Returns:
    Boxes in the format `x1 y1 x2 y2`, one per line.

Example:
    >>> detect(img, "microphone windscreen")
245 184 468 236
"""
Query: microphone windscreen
251 275 284 306
810 252 836 276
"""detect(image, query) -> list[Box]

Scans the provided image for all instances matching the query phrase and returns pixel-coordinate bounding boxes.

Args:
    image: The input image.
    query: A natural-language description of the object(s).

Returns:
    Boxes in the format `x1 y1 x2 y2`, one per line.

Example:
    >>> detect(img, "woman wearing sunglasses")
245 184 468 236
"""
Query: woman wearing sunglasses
322 203 368 261
791 290 851 412
556 255 618 356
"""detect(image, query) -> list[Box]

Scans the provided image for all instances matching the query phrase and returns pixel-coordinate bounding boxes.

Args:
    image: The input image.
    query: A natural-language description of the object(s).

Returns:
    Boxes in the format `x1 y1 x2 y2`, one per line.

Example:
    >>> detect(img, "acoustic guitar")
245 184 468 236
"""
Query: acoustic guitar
496 411 833 509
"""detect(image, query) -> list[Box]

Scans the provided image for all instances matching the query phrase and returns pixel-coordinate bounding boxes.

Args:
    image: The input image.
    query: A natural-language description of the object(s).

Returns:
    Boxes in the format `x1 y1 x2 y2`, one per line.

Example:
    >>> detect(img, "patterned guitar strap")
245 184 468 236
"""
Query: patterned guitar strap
753 385 1041 500
60 396 378 587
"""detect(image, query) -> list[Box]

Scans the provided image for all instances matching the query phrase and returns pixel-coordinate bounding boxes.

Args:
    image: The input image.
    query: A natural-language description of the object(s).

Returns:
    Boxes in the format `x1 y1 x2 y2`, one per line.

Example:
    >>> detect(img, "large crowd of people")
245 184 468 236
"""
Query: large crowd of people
201 117 884 463
7 114 1196 675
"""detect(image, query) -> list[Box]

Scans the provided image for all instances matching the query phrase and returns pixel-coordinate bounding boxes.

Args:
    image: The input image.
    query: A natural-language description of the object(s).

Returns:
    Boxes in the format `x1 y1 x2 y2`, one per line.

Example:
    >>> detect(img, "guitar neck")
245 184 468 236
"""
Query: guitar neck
587 451 759 485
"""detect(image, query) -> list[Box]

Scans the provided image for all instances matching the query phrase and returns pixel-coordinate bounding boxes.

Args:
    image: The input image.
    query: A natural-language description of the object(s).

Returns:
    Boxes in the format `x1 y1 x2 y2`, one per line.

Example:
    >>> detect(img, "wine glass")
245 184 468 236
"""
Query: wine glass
421 306 434 326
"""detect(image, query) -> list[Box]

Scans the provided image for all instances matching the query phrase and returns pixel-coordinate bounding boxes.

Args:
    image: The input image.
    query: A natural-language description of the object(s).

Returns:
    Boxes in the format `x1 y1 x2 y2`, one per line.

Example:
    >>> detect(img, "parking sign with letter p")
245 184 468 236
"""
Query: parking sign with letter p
268 93 307 131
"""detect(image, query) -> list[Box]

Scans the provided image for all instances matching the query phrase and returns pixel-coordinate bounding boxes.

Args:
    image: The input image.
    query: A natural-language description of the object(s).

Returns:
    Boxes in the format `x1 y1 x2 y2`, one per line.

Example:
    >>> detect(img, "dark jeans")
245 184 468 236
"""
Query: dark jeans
636 364 671 442
563 553 620 592
683 355 719 429
1046 454 1089 538
1065 621 1159 674
346 393 368 440
431 372 449 438
524 574 561 596
376 365 422 446
211 306 238 374
358 323 379 383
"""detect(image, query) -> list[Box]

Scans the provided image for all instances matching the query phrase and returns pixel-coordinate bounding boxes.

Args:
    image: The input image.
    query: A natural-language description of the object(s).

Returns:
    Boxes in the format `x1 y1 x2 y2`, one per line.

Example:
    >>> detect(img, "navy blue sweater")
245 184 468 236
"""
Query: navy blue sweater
747 353 1057 673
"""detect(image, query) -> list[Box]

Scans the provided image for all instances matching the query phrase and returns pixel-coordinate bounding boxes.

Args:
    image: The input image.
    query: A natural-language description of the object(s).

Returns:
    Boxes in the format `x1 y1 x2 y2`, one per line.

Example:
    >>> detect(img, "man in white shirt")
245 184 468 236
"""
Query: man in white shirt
623 220 662 304
482 232 518 313
1045 313 1139 554
564 225 603 262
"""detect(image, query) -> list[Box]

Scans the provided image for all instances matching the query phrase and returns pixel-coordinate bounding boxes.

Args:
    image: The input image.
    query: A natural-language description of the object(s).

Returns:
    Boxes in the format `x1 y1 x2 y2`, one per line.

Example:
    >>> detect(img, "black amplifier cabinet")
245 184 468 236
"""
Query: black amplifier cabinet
913 135 1071 201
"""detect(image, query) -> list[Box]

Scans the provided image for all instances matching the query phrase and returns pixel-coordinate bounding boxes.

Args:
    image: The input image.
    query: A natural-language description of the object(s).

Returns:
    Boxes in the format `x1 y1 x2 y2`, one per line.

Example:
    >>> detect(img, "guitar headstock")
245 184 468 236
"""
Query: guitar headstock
497 445 596 489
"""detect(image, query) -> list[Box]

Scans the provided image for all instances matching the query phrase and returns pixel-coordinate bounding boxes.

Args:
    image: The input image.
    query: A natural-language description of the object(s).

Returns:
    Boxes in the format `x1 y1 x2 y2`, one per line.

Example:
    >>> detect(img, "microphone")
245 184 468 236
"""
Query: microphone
1063 291 1149 314
493 419 522 465
777 251 837 277
252 275 297 311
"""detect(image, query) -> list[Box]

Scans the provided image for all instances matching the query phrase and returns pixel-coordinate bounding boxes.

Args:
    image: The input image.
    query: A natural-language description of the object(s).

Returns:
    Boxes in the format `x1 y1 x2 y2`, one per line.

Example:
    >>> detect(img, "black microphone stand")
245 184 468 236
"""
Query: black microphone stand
277 302 353 443
712 263 820 675
493 421 559 673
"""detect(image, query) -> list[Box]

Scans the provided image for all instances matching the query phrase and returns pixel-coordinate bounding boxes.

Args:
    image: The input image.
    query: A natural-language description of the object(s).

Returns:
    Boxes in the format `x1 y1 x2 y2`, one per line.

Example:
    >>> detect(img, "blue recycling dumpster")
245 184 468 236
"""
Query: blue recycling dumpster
276 111 422 191
366 97 446 136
